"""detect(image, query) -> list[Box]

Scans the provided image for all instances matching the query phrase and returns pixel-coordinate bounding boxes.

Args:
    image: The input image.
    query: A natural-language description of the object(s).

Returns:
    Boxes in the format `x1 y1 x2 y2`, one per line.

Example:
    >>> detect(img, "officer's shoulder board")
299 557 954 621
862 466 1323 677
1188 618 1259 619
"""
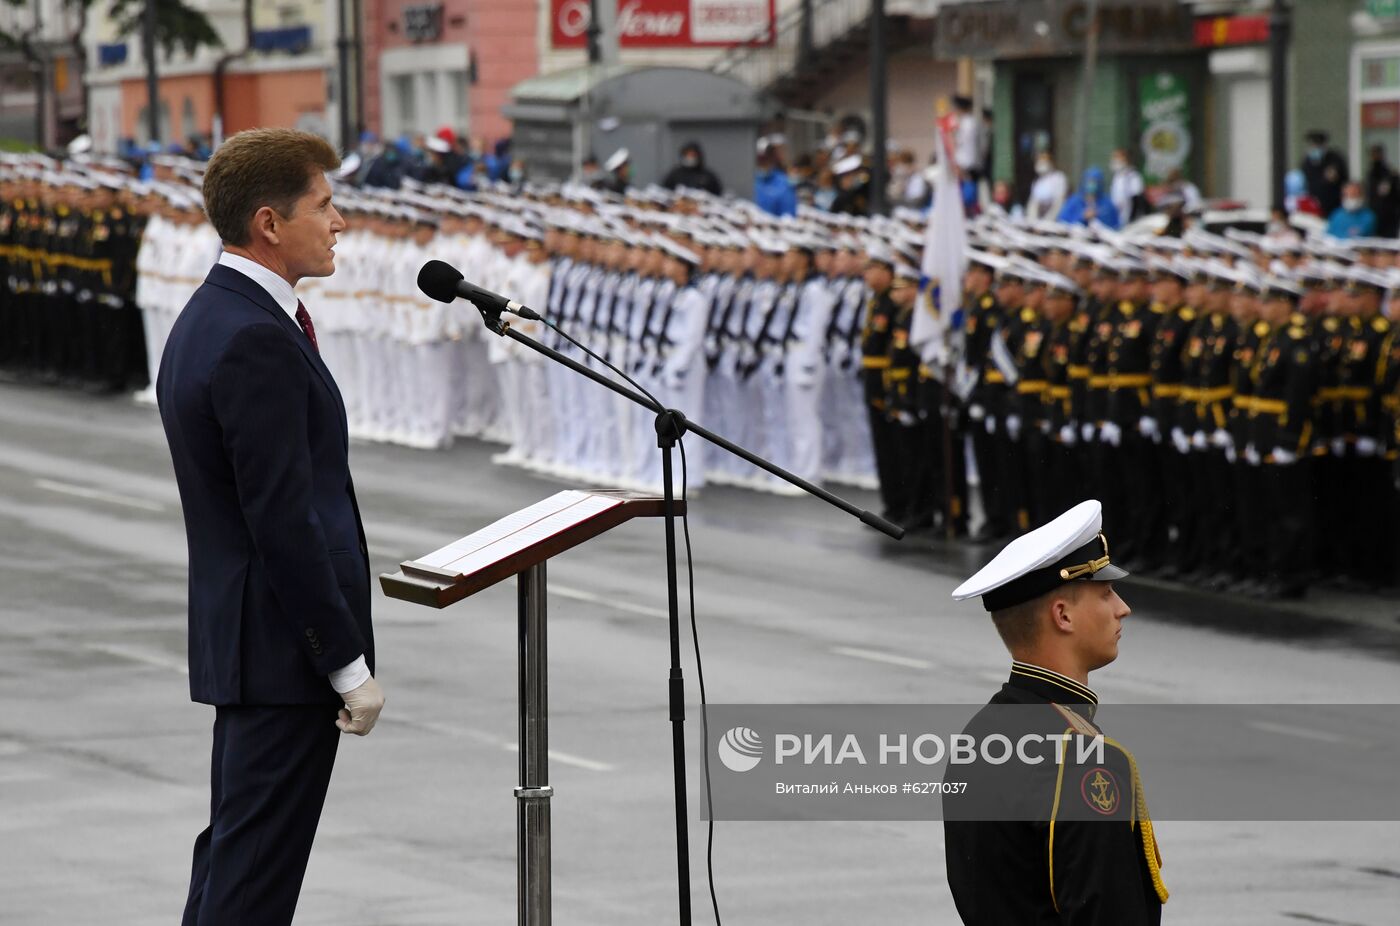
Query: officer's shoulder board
1178 306 1196 323
1118 300 1136 317
1373 316 1392 334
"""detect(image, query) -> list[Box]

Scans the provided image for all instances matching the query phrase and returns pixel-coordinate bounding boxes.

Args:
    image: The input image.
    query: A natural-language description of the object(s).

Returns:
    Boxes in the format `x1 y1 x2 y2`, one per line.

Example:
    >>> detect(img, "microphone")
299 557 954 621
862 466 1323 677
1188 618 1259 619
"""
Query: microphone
416 259 543 320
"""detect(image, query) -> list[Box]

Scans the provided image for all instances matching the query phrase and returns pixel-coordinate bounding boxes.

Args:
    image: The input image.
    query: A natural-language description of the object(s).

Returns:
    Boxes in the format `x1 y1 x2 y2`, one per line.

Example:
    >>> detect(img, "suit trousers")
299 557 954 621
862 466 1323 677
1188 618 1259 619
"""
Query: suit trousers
183 704 341 926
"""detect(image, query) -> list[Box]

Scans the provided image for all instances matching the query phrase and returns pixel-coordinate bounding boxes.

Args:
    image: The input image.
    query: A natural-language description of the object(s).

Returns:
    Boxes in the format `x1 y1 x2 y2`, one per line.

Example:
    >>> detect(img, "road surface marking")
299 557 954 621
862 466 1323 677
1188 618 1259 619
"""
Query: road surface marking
36 478 166 513
831 646 931 670
552 583 670 620
503 743 616 772
1248 720 1351 745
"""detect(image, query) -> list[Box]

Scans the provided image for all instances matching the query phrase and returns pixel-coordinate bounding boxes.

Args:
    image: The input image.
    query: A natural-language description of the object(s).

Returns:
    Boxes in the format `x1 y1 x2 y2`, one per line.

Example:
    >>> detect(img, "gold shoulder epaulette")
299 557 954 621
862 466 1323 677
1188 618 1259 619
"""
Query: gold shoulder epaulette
1288 325 1307 340
980 295 993 309
1374 316 1392 333
1179 306 1196 322
1021 306 1037 323
1253 320 1270 338
1119 301 1136 317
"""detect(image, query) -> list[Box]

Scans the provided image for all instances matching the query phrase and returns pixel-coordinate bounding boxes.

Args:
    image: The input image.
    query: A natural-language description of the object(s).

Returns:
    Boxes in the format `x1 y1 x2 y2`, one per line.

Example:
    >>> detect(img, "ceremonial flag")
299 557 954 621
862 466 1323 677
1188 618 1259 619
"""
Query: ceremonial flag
912 111 968 370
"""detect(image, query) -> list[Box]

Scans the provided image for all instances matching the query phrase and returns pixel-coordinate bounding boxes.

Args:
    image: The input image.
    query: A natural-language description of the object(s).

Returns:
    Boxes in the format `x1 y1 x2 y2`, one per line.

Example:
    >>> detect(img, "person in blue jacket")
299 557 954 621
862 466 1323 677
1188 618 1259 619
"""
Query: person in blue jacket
1058 166 1121 229
1326 182 1378 239
755 147 797 217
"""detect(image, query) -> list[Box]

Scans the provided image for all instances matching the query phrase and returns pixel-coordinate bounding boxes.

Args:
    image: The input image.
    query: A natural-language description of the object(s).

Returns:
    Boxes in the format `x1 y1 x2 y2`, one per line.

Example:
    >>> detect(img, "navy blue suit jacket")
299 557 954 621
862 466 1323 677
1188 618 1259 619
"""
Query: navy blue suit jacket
157 263 375 705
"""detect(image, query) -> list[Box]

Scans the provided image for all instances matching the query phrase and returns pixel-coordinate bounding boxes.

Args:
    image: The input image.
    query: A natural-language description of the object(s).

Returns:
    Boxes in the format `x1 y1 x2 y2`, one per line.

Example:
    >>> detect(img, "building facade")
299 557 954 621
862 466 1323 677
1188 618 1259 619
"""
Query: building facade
0 0 85 149
82 0 340 155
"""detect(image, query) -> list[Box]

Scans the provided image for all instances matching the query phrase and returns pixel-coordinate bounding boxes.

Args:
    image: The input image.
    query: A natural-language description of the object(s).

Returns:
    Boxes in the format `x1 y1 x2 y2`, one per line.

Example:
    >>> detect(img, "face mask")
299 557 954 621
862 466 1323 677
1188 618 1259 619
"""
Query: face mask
1344 196 1364 211
1308 147 1324 161
1110 158 1127 172
1035 161 1051 176
682 155 699 168
1085 180 1101 196
509 168 524 182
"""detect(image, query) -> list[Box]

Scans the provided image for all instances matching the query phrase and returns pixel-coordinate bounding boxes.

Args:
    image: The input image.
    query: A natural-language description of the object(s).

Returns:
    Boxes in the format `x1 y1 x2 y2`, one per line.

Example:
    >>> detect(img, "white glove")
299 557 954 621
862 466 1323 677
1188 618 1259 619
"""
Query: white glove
1224 446 1237 464
1356 437 1379 457
1059 424 1078 446
1080 422 1096 443
1191 430 1209 451
1331 437 1347 457
1138 416 1160 441
986 416 997 435
1006 415 1022 441
337 676 385 736
893 411 917 427
1271 447 1296 465
967 403 986 421
1170 427 1190 455
1243 444 1261 466
1209 429 1234 451
1099 421 1122 447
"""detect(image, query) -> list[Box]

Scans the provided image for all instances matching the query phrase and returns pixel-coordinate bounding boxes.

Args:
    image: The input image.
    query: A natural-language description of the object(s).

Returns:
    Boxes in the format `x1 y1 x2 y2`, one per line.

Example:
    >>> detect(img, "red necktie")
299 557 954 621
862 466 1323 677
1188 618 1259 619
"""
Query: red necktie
295 300 319 353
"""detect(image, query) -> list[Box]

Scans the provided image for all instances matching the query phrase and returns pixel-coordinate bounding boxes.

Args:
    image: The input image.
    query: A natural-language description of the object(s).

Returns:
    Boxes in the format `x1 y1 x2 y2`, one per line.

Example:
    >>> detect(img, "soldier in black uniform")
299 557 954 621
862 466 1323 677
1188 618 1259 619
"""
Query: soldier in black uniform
1220 272 1267 591
1038 274 1080 519
1244 277 1316 598
1332 266 1393 589
963 255 1009 540
945 499 1167 925
885 262 925 529
1178 264 1239 585
1144 258 1195 577
1004 266 1048 532
860 244 905 522
1098 258 1158 565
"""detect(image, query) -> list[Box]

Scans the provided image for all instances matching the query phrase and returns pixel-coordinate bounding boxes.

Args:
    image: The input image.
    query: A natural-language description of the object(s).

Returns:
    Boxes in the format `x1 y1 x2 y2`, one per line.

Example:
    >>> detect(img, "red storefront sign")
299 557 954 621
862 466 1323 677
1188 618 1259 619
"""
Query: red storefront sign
550 0 775 48
1363 101 1400 130
1193 14 1270 47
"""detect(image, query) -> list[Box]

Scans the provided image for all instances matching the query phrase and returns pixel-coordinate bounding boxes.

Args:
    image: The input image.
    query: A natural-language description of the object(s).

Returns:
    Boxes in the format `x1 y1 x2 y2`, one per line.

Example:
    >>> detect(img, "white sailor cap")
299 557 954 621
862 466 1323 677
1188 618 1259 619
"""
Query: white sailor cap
605 148 630 172
333 152 362 180
952 500 1129 611
833 154 864 176
660 237 701 266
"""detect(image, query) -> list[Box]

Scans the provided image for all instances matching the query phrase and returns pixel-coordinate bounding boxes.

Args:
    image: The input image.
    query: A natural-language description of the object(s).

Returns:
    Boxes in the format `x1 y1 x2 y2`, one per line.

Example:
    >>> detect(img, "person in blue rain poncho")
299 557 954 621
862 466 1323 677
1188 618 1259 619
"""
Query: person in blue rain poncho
1057 166 1121 229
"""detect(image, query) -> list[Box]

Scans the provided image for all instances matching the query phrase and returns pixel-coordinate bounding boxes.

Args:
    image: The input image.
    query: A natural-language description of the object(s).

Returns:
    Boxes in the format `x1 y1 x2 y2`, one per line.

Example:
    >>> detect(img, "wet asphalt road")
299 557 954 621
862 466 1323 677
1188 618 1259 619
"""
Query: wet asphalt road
1 382 1397 925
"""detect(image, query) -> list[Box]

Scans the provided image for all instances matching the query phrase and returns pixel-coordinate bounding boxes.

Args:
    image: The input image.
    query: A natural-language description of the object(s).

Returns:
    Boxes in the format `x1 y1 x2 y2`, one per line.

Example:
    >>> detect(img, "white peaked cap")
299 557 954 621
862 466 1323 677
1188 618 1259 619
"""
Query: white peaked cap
952 500 1129 611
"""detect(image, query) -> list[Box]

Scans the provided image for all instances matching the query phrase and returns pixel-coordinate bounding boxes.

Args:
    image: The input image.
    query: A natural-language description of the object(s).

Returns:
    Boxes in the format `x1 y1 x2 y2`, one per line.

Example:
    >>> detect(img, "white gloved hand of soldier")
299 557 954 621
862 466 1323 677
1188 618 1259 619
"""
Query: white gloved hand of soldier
1355 437 1379 457
337 676 385 736
1138 416 1160 441
1006 415 1022 441
967 403 986 421
1099 421 1122 447
1170 427 1190 455
1209 429 1234 451
1271 447 1296 465
986 416 997 435
1191 430 1208 451
1243 444 1261 466
1080 422 1096 443
1059 424 1078 446
1331 437 1347 457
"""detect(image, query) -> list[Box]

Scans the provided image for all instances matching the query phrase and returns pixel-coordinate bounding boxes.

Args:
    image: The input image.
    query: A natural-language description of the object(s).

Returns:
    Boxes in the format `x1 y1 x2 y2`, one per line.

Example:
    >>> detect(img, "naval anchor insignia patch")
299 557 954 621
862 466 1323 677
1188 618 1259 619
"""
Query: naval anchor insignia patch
1081 767 1121 815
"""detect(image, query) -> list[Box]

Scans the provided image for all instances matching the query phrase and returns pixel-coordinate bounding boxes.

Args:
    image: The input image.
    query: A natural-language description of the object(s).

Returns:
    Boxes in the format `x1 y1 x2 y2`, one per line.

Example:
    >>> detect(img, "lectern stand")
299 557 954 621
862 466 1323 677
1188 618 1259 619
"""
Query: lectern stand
379 489 680 926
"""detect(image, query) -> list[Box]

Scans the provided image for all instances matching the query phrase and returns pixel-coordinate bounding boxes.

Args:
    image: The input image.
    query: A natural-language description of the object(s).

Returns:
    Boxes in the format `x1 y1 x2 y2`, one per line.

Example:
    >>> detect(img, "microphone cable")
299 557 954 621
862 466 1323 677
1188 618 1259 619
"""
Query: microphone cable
532 313 724 925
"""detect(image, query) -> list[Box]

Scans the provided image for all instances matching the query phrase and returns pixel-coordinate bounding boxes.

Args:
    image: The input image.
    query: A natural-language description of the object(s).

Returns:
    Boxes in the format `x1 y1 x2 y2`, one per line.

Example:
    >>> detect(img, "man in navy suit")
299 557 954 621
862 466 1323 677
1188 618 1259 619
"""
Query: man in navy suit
157 128 384 925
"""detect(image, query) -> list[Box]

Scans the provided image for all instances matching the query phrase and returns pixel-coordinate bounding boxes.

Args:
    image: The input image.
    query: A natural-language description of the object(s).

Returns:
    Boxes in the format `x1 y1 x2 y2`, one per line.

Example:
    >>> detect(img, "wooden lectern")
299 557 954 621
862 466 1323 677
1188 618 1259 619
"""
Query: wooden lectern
379 489 682 926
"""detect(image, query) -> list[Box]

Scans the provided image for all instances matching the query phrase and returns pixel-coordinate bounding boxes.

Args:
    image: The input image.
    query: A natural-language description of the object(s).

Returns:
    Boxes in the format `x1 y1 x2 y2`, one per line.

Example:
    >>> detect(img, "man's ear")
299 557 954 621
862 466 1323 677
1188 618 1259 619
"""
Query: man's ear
1049 594 1075 635
250 205 280 246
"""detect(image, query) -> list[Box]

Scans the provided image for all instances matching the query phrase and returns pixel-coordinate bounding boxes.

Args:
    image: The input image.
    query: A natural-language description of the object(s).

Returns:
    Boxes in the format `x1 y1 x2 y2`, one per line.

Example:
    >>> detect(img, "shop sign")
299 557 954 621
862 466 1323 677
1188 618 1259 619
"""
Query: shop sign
550 0 774 48
403 3 444 43
1363 101 1400 130
934 0 1193 59
1138 71 1191 185
1193 14 1270 47
1367 0 1400 21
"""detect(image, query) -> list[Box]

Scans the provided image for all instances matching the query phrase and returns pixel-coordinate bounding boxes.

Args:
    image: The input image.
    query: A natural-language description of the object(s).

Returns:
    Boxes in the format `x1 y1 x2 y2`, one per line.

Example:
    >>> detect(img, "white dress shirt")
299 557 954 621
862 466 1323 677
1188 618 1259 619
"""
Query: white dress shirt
217 250 370 695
